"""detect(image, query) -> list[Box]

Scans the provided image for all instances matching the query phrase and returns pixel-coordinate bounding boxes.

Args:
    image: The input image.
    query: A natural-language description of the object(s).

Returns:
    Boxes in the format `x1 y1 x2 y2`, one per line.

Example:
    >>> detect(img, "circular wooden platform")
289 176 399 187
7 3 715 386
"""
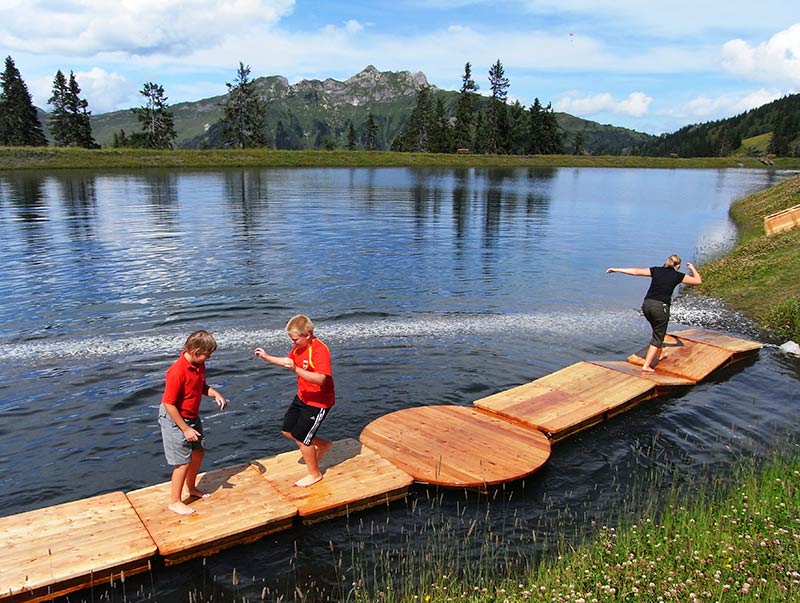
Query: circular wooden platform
359 405 551 488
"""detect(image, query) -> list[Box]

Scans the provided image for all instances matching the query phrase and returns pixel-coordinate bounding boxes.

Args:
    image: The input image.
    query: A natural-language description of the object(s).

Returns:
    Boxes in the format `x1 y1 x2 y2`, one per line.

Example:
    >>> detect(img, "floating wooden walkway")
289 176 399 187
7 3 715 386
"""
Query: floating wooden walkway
0 328 762 603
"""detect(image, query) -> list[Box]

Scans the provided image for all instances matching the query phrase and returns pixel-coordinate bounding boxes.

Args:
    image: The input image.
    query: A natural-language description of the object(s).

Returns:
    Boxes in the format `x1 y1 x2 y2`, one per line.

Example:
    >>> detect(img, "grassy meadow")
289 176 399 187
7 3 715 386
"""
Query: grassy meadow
341 450 800 603
3 145 800 171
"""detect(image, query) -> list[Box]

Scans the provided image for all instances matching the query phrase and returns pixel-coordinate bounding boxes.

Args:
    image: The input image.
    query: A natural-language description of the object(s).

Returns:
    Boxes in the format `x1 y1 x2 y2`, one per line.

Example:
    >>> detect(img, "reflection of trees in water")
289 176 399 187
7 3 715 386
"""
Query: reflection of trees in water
143 171 178 207
58 174 98 241
406 166 556 249
0 172 47 223
224 169 271 236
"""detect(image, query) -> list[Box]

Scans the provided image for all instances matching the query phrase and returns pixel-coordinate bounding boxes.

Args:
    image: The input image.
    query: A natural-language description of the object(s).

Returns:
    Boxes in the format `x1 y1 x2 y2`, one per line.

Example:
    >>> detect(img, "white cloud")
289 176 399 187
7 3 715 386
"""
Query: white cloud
29 67 136 113
0 0 295 56
661 88 787 121
555 91 652 117
722 23 800 85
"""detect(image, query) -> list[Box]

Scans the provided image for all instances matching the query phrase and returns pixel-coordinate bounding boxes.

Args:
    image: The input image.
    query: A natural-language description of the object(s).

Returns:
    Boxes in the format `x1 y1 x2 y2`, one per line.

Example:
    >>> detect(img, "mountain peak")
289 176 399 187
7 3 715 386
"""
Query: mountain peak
346 65 430 92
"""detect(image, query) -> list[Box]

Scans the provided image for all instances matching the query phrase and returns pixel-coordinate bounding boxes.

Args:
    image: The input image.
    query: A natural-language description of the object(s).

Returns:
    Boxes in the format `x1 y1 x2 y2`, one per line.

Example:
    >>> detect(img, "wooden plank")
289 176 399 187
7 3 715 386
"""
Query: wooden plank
627 337 733 382
359 406 550 488
0 492 157 603
764 203 800 235
474 362 656 440
126 464 296 566
669 329 763 355
591 360 696 388
252 438 414 523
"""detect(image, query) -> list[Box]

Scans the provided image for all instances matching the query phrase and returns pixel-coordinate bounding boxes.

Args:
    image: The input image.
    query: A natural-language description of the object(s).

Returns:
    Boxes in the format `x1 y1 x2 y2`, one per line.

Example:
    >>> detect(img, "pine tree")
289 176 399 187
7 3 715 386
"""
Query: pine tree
393 85 433 152
508 100 528 154
454 62 478 151
347 121 357 150
0 56 47 146
527 98 561 154
573 131 585 155
540 101 562 154
48 70 70 145
365 112 379 150
49 70 95 148
131 82 177 149
67 72 95 148
473 110 487 154
768 113 792 156
429 97 453 153
220 62 268 149
527 98 546 154
487 60 510 154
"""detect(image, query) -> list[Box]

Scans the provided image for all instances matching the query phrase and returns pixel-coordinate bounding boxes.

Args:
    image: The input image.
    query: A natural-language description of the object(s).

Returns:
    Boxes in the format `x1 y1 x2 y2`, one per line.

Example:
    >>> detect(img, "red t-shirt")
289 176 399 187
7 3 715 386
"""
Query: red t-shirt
289 338 335 409
162 354 208 419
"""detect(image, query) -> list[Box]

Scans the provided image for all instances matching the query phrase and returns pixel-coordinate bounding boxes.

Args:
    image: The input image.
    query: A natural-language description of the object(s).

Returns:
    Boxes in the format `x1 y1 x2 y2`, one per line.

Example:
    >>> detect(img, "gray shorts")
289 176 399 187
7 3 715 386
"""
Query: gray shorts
158 404 204 466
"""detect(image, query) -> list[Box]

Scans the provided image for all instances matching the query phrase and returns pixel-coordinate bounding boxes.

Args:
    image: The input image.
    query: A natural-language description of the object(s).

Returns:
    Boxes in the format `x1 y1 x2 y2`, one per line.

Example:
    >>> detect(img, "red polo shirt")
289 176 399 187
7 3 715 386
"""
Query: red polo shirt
162 354 208 419
289 338 335 409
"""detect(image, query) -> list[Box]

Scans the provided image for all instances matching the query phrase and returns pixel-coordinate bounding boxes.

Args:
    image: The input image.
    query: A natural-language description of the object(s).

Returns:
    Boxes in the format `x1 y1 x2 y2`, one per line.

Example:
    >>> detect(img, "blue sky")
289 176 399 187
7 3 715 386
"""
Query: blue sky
1 0 798 134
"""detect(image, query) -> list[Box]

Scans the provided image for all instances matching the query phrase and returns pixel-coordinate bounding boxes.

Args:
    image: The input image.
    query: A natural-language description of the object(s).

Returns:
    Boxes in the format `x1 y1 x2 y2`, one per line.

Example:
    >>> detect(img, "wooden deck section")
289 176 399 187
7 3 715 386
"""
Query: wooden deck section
359 406 551 487
473 361 660 441
252 438 414 524
0 328 762 601
0 492 156 603
474 329 761 442
126 463 296 566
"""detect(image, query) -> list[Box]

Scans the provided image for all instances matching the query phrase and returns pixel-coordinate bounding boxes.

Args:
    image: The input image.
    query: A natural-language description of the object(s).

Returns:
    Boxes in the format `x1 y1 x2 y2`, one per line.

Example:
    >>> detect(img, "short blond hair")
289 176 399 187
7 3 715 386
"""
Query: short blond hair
285 314 314 337
663 254 681 269
183 330 217 355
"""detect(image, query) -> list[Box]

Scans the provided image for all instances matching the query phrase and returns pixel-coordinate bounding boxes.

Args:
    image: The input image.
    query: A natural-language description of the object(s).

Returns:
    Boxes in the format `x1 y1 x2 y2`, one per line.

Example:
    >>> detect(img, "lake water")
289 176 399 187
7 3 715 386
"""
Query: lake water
1 166 799 601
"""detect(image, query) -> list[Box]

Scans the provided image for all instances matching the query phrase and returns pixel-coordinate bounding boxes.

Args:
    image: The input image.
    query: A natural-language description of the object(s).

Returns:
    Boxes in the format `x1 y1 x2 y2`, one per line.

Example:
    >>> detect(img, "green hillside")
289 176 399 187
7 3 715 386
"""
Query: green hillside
637 93 800 158
74 66 651 155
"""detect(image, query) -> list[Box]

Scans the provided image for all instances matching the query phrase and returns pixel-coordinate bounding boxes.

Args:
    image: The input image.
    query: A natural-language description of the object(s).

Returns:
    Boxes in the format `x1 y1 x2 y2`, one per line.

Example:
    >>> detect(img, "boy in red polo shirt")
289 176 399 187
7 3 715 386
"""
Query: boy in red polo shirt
254 315 334 487
158 330 227 515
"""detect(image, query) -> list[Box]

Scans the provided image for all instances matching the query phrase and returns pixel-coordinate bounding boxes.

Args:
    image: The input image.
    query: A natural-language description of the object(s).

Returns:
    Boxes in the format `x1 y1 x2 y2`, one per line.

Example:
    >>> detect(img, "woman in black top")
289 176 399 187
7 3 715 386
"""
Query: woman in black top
607 254 702 372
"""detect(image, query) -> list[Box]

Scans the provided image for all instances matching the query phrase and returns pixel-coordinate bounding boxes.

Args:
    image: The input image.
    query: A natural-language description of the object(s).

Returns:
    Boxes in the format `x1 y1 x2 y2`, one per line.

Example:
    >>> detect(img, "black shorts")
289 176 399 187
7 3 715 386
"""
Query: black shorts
281 395 329 446
642 298 670 347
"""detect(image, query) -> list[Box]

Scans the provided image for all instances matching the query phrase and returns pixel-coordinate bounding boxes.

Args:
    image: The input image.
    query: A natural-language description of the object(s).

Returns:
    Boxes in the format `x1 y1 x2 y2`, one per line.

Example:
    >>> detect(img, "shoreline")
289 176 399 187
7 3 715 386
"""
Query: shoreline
696 174 800 342
3 146 800 171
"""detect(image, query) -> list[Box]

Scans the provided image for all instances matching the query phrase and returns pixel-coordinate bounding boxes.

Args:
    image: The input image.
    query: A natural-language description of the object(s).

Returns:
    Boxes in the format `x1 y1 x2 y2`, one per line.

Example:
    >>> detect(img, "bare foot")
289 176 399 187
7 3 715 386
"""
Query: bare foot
295 474 323 487
168 501 196 515
641 366 655 373
188 489 211 499
315 440 332 462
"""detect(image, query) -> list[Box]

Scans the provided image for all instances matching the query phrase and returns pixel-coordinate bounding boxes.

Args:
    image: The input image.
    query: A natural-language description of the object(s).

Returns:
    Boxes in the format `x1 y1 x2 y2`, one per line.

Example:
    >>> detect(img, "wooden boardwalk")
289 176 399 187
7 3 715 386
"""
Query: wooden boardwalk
253 437 413 524
473 329 761 441
0 492 156 603
0 328 762 603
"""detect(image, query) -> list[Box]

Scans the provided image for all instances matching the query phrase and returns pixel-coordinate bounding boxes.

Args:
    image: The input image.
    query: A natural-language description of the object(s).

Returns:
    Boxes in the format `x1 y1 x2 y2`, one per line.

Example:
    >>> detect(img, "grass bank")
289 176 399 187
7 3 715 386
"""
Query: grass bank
358 449 799 603
3 146 800 171
697 174 800 341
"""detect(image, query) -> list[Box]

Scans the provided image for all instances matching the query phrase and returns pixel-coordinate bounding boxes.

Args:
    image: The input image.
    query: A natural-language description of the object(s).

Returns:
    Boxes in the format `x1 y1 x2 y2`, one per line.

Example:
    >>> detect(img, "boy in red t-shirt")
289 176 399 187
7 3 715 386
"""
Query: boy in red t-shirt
159 330 227 515
255 315 334 487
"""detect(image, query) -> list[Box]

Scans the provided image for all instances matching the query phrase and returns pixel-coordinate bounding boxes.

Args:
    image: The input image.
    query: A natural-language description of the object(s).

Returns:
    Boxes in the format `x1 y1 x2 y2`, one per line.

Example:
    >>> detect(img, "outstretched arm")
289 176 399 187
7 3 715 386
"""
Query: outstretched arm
253 347 328 386
254 347 294 369
681 262 702 285
606 267 651 277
